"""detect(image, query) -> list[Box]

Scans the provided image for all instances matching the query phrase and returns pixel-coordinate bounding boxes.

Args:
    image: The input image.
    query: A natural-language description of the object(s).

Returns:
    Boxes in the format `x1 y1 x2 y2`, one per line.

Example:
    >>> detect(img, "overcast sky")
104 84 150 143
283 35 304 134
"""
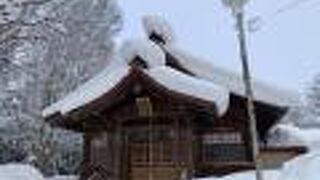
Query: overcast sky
117 0 320 94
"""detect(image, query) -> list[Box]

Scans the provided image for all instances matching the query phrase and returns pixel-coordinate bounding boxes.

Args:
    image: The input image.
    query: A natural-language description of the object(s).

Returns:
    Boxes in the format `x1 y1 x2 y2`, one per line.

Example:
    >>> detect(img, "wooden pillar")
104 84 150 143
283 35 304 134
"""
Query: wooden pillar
121 128 129 180
80 133 90 180
174 117 181 177
113 122 122 180
187 117 195 179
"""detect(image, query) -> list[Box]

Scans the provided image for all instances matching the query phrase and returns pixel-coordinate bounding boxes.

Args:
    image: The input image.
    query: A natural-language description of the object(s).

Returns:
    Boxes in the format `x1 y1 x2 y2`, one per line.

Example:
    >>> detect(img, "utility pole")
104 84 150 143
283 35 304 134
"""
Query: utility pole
221 1 263 180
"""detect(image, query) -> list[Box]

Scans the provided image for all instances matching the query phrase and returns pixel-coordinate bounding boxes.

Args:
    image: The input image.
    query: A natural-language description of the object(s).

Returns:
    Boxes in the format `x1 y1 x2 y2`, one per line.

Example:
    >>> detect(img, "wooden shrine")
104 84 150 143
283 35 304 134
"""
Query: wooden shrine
43 16 307 180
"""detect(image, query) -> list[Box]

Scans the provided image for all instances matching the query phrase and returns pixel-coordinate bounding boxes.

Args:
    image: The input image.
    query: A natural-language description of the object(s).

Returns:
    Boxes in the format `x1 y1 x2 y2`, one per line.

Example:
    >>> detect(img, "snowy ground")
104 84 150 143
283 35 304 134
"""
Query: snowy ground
46 175 78 180
0 164 77 180
0 126 320 180
0 164 44 180
1 153 320 180
196 152 320 180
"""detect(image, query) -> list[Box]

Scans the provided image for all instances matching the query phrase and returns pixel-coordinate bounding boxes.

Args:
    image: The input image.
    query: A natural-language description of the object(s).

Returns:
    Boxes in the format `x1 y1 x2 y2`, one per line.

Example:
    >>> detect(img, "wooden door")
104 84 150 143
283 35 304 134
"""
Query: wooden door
125 125 186 180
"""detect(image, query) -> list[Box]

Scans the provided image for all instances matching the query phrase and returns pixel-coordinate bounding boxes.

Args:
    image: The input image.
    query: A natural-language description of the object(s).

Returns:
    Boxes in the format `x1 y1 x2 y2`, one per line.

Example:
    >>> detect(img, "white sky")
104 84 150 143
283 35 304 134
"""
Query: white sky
117 0 320 94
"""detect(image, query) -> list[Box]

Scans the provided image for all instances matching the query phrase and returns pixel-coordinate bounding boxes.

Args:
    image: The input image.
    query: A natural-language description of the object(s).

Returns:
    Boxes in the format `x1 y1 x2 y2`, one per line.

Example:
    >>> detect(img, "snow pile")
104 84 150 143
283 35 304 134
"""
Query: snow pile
195 152 320 180
142 15 175 44
196 170 281 180
0 164 44 180
163 44 300 107
120 39 166 68
147 66 230 115
42 61 129 117
269 124 320 151
46 175 78 180
280 152 320 180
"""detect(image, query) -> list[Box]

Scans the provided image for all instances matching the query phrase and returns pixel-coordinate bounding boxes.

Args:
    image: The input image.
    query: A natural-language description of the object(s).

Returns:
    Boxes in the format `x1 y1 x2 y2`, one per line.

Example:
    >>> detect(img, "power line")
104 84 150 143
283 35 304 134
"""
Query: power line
272 0 314 17
248 0 318 33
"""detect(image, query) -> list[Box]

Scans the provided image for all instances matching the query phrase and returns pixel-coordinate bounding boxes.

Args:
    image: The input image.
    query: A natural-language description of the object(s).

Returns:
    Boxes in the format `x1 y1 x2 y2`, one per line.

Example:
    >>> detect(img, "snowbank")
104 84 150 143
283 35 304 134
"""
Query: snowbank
196 170 281 180
0 164 44 180
195 152 320 180
281 152 320 180
46 175 78 180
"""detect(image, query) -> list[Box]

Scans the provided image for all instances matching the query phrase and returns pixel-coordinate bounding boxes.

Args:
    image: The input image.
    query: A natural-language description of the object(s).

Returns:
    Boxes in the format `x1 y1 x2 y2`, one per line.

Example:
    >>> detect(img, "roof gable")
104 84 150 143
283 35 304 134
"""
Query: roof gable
43 64 230 119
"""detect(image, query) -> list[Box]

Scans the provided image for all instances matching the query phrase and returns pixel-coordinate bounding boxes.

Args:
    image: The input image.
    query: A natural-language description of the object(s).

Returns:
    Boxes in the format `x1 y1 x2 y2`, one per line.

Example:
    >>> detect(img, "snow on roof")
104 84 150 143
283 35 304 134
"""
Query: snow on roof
43 62 229 117
43 15 300 118
142 15 175 43
147 66 230 115
269 124 320 152
42 39 298 118
163 43 300 107
0 164 44 180
42 61 130 117
120 39 166 68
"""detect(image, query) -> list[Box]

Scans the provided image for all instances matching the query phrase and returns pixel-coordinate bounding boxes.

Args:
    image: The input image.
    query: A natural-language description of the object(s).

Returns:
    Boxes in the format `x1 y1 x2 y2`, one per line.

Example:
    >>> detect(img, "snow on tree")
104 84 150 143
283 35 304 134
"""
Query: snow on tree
0 0 122 176
307 73 320 119
279 105 317 128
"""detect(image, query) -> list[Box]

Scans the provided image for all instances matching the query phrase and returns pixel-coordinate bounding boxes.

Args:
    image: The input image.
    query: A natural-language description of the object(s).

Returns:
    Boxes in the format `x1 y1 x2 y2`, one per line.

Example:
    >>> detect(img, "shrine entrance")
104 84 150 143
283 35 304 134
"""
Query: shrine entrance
123 118 193 180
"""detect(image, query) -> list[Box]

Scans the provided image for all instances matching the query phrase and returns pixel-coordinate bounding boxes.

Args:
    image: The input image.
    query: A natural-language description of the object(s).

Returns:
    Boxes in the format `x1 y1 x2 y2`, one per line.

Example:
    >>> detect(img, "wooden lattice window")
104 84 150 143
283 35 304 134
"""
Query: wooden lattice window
201 132 247 162
128 126 176 164
202 132 243 144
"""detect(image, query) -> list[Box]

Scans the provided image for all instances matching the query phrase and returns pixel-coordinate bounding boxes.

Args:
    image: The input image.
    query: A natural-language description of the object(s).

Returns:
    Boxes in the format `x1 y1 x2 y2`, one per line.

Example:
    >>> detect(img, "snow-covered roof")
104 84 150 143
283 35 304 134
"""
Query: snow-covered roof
163 44 300 107
43 14 299 120
42 61 130 117
269 124 320 152
43 62 230 117
43 43 230 117
147 66 229 115
140 14 299 107
142 15 175 43
120 39 165 68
